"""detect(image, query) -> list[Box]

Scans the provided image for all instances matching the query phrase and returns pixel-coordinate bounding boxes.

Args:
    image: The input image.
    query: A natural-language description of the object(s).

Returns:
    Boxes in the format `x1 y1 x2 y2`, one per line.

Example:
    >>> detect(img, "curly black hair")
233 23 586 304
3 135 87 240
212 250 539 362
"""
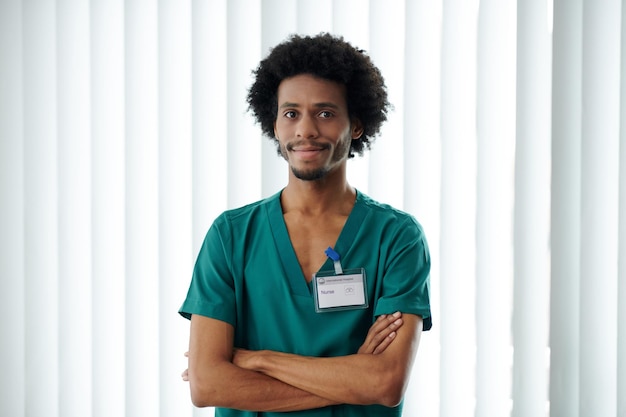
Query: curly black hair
247 33 390 157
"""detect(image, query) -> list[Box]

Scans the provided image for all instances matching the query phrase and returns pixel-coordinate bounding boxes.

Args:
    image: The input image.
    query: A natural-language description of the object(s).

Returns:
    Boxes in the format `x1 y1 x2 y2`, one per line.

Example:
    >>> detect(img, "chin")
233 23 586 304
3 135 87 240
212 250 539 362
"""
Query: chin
291 167 329 181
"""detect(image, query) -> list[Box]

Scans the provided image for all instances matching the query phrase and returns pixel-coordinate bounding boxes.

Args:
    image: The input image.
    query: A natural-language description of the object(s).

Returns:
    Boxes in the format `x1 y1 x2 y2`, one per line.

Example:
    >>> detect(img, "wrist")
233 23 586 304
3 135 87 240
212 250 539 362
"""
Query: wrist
252 349 272 372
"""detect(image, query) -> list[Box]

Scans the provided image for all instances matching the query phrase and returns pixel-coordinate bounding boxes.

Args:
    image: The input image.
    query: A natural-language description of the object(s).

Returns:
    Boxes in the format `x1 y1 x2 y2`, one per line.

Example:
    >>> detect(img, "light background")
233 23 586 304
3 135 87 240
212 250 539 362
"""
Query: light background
0 0 625 416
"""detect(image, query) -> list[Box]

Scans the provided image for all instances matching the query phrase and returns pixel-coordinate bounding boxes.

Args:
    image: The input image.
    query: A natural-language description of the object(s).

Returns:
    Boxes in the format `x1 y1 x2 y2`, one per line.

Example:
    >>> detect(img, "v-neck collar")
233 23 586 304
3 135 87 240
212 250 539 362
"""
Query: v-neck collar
265 190 368 297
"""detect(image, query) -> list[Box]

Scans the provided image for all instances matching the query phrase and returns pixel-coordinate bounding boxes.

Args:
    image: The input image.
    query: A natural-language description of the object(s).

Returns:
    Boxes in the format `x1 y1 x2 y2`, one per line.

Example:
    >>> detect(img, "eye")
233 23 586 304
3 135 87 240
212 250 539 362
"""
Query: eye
283 110 297 119
318 111 333 118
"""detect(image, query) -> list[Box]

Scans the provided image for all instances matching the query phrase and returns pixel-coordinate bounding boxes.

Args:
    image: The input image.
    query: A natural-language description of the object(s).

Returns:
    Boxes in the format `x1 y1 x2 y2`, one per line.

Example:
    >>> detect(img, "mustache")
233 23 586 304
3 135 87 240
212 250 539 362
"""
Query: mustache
285 140 331 152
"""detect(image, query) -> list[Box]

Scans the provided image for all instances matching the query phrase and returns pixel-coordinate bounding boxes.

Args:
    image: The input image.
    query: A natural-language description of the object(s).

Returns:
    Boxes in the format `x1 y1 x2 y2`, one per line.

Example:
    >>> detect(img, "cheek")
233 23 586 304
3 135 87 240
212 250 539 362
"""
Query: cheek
273 120 285 138
332 134 352 161
278 142 289 161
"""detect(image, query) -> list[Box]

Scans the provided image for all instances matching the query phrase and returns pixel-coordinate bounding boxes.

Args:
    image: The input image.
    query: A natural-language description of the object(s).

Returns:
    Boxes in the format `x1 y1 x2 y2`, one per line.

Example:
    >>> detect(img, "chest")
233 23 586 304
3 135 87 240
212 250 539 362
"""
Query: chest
283 213 347 282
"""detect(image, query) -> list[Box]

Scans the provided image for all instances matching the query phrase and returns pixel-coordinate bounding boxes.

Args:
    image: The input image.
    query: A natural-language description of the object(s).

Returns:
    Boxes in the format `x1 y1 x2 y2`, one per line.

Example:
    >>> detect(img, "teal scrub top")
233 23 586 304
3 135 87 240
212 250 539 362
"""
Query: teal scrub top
180 190 432 417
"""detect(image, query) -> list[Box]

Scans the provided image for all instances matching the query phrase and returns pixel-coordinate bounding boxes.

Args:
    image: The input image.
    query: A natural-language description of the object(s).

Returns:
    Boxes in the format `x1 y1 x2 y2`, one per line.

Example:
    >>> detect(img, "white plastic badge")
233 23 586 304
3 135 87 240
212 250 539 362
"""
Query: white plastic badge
313 268 368 313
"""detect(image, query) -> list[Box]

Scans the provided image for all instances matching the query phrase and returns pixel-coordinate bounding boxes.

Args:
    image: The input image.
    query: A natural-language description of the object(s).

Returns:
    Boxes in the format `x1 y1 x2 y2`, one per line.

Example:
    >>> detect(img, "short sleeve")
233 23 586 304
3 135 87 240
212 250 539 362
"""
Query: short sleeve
179 216 237 327
373 217 432 331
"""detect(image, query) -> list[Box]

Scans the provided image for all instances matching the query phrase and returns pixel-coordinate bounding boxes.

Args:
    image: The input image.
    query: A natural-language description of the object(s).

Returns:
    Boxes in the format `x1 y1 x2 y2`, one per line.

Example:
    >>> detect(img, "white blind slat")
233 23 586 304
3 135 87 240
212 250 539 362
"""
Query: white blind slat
477 1 517 417
367 0 405 209
579 1 621 416
125 0 160 415
512 1 552 417
192 0 228 243
402 1 442 415
157 0 194 415
226 0 262 208
619 0 626 411
23 1 59 415
439 1 479 416
550 1 583 416
91 1 126 416
0 1 24 416
57 1 93 416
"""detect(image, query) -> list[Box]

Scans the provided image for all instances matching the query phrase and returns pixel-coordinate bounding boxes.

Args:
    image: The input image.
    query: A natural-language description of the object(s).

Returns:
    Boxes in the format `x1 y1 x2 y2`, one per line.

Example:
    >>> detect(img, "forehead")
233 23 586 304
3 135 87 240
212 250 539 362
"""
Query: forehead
276 74 347 107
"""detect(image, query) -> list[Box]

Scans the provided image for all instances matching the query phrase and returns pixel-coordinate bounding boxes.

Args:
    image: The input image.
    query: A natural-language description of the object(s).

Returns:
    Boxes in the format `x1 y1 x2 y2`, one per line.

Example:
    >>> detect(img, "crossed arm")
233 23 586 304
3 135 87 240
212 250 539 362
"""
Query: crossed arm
185 312 423 412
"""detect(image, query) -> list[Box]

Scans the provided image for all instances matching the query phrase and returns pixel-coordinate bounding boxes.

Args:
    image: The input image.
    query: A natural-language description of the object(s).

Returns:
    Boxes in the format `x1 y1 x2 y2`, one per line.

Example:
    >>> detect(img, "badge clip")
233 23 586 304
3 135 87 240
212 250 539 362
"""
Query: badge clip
324 246 343 274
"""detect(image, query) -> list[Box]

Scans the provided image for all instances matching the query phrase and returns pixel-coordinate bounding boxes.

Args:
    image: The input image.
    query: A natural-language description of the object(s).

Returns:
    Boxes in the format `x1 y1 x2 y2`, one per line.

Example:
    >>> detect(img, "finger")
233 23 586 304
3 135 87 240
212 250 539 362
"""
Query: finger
358 312 403 354
372 330 396 355
369 312 402 340
368 316 403 350
365 313 399 340
358 322 384 354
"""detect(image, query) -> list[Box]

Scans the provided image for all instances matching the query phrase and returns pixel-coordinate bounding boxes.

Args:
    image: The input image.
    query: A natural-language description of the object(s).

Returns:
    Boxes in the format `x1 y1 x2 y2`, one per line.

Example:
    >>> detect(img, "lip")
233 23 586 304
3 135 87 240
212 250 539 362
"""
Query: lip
288 141 328 151
287 141 329 159
292 146 325 152
290 147 326 160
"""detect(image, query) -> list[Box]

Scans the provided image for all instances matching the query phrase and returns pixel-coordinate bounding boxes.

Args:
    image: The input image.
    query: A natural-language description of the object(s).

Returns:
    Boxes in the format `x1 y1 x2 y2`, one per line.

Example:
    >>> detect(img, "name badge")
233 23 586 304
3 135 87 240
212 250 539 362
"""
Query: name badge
313 268 368 313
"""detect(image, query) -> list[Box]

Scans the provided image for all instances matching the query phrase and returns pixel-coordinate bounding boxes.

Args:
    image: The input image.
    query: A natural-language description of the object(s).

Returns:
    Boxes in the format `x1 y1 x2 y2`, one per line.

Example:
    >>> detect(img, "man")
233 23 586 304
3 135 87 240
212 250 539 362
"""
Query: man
179 33 432 416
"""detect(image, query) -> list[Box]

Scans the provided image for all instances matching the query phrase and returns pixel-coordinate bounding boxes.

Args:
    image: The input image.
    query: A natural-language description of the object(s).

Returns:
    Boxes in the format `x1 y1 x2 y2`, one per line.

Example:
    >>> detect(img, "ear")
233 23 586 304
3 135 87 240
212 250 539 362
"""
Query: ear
351 119 364 139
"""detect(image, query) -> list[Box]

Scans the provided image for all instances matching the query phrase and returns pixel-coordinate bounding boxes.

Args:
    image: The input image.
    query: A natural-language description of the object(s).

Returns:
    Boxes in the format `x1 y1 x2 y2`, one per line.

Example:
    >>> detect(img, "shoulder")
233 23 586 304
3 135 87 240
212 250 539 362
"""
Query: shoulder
202 191 281 248
356 190 425 233
213 190 281 227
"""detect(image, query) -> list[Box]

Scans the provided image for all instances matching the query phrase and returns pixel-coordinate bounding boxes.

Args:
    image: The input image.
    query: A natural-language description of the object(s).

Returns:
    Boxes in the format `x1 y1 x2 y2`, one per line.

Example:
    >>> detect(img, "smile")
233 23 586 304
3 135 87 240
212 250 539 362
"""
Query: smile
290 148 327 162
292 147 325 153
286 141 330 153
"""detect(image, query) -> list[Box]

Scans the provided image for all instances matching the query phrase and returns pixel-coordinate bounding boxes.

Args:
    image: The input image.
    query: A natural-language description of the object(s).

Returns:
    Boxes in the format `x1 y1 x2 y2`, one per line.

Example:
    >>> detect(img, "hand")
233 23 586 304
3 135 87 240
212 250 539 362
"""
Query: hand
357 311 403 355
181 351 189 381
185 312 404 381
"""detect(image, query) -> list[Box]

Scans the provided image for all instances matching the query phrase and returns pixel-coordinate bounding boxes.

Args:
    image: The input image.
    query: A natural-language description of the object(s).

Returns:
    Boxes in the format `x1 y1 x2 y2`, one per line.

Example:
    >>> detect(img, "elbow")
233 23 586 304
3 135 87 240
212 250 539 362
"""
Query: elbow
190 391 211 408
188 372 223 408
190 395 210 409
379 389 404 408
188 359 244 408
373 370 408 408
189 383 214 408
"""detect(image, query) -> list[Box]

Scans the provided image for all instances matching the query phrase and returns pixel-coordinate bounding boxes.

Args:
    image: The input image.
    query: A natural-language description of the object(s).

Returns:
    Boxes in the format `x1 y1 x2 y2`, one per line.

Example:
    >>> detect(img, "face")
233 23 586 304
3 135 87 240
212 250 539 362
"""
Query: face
273 74 363 181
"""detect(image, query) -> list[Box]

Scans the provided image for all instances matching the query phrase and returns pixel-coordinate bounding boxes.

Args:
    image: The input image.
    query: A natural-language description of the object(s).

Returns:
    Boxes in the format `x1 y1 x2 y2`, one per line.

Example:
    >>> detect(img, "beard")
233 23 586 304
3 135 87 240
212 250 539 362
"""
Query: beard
279 136 352 181
290 165 330 181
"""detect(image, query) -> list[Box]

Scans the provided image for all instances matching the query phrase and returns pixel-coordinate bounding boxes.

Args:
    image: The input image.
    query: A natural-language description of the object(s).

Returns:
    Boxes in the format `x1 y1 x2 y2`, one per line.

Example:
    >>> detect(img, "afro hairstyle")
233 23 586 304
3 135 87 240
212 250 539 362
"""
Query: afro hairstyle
246 33 390 157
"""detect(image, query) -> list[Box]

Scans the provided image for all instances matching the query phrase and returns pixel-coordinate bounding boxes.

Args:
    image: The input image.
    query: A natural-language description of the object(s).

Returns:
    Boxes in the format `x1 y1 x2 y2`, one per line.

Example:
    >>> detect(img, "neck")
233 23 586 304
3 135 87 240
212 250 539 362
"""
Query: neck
281 167 355 216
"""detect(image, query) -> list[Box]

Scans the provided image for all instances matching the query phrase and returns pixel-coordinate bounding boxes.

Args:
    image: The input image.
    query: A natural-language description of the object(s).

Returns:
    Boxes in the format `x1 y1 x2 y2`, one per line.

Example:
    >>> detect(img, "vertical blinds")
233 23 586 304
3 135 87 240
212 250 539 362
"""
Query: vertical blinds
1 1 624 416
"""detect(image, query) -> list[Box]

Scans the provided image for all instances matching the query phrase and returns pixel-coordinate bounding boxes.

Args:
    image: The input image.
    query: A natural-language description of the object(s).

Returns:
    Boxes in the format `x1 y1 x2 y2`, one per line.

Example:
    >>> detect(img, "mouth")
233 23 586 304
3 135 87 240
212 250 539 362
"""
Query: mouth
286 141 330 160
286 141 330 153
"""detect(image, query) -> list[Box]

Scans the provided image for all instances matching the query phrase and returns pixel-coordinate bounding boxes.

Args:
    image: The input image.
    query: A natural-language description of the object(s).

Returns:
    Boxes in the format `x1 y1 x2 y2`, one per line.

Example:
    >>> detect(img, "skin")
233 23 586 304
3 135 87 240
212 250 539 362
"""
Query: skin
184 74 424 411
182 312 404 409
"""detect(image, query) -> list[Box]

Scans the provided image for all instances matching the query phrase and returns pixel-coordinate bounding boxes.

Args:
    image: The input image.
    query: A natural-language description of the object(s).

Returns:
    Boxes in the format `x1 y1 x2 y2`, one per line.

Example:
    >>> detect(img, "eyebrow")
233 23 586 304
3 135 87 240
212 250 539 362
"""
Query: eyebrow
278 102 341 110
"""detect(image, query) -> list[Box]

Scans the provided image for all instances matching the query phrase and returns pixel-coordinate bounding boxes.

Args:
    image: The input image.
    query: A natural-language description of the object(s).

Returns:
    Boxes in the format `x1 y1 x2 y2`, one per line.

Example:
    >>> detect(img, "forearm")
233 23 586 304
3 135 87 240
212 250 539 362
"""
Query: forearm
239 350 402 406
235 314 423 407
190 360 338 412
187 314 338 412
186 313 417 410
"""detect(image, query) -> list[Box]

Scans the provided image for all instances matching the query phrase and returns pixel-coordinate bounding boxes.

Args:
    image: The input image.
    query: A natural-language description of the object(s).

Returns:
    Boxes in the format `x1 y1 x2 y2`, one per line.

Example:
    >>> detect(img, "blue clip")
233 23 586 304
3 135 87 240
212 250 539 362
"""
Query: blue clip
325 247 343 274
325 247 341 261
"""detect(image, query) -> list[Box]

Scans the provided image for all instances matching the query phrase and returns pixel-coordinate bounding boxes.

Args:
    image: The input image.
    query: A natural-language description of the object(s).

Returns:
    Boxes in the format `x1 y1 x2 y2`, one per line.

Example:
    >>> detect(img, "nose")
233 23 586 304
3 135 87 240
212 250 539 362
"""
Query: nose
295 114 319 138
